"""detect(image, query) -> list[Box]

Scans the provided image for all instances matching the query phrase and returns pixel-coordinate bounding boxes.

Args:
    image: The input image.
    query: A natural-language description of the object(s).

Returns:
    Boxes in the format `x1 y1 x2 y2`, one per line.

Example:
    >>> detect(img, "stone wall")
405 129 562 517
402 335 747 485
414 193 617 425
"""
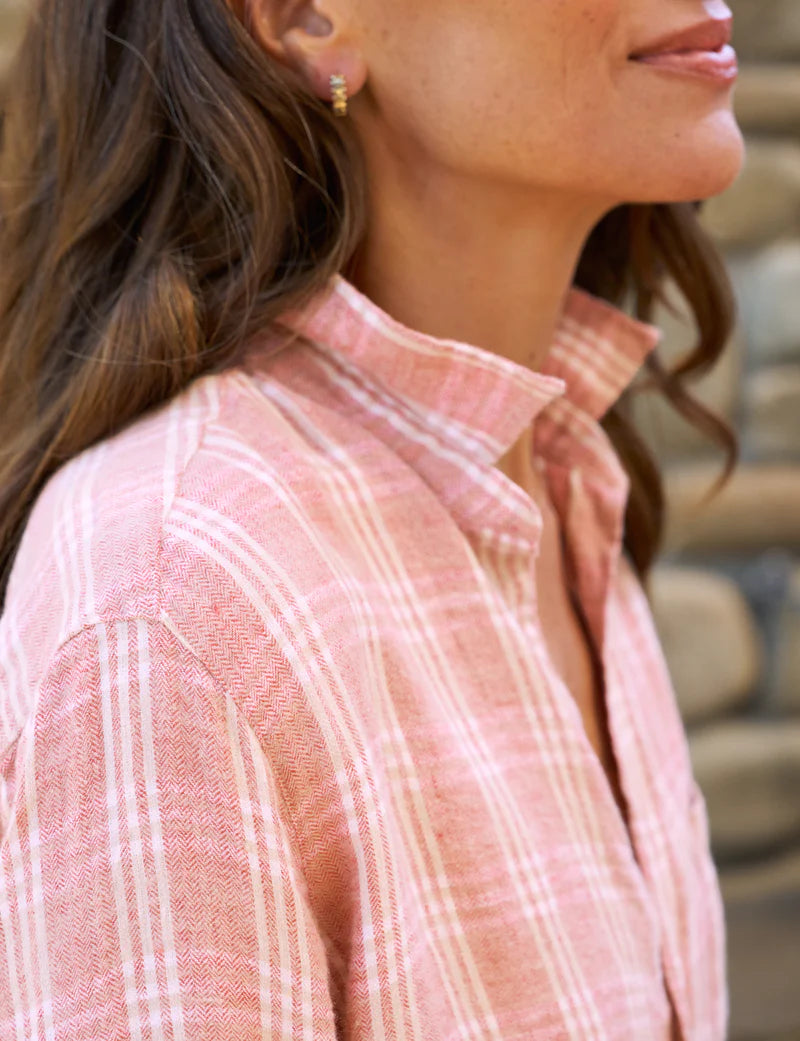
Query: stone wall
632 3 800 1037
1 1 798 1038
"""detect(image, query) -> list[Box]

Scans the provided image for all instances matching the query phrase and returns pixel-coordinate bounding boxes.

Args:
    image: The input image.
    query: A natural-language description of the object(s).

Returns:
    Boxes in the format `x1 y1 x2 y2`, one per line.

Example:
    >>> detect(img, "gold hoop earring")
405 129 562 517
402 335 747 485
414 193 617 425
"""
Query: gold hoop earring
329 73 348 117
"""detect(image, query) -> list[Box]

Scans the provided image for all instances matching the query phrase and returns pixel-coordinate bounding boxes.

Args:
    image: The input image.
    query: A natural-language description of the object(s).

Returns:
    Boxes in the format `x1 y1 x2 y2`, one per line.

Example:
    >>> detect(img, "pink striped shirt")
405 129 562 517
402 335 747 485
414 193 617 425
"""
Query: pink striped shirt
0 272 726 1040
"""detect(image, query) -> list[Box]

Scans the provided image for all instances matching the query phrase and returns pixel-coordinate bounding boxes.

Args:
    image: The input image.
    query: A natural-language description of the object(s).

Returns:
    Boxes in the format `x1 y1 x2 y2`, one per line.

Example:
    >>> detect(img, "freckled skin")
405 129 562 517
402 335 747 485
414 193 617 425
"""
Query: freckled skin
322 0 743 202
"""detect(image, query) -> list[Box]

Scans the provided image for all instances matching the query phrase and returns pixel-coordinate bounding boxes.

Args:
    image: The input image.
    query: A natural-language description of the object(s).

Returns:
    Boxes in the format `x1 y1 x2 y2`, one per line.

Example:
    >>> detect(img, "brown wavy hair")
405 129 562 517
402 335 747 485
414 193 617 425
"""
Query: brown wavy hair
0 0 738 610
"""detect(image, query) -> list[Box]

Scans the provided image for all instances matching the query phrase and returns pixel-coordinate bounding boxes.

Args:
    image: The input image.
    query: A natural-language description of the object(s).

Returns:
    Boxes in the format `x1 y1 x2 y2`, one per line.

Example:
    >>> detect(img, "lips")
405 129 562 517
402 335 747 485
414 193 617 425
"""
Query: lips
629 15 733 60
631 44 738 82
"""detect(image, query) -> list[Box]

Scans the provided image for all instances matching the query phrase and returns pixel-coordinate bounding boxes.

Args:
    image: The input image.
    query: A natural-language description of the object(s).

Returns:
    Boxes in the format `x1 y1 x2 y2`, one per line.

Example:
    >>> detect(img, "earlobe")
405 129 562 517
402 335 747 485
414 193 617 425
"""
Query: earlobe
282 29 366 108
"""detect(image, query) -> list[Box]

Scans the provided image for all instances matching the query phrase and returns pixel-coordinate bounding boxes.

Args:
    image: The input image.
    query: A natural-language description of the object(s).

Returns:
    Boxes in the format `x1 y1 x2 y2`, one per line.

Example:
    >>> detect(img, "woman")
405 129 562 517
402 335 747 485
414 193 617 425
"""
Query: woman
0 0 742 1037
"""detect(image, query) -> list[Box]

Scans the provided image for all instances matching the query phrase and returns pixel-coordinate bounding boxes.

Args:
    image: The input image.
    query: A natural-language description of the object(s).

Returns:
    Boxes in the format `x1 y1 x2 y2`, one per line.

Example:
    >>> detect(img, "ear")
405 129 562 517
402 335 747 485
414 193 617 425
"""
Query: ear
243 0 367 105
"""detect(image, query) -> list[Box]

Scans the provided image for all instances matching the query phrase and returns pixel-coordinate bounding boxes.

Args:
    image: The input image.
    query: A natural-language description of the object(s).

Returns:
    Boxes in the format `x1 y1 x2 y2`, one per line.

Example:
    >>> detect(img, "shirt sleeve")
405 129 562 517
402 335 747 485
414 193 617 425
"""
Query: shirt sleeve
0 617 339 1040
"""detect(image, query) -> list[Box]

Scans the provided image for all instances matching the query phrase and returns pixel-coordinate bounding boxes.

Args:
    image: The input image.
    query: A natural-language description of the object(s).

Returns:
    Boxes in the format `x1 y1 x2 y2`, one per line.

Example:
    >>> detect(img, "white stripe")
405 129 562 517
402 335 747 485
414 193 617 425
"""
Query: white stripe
78 448 103 625
52 488 74 650
0 716 36 1041
0 615 27 738
115 620 165 1034
0 649 11 744
98 623 146 1040
245 724 306 1039
4 734 41 1040
559 314 638 380
21 697 54 1040
134 620 186 1041
64 454 85 638
561 309 657 361
548 341 621 401
10 605 31 730
161 394 181 525
224 697 274 1039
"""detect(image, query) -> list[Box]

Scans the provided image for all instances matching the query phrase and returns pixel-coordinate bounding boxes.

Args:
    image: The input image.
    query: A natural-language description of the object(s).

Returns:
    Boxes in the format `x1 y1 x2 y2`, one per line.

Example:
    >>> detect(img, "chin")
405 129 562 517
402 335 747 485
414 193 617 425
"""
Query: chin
634 125 746 205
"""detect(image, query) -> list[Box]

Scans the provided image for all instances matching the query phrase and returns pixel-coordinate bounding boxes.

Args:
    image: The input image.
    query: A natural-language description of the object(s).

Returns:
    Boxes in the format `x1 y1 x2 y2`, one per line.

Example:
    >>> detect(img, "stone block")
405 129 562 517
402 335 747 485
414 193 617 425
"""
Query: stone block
743 365 800 460
689 720 800 861
663 462 800 555
730 0 800 61
721 846 800 1041
728 240 800 366
700 141 800 250
649 565 761 726
734 64 800 134
775 566 800 714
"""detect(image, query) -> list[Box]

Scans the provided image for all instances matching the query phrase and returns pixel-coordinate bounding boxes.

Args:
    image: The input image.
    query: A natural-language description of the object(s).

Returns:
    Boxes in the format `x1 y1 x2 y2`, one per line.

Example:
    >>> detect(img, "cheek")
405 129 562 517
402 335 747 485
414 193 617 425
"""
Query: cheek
359 0 623 172
418 59 612 176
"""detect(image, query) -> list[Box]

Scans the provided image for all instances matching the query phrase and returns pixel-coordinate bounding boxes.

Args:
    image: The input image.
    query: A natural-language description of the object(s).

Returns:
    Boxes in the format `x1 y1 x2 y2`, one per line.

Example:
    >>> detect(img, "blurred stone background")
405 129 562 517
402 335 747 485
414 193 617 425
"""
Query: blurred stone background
629 3 800 1038
0 1 798 1039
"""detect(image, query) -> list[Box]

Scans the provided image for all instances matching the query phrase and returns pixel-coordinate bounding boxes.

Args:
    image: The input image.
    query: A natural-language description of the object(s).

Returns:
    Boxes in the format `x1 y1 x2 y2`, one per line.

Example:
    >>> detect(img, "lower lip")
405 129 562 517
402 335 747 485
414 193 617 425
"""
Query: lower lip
630 43 738 83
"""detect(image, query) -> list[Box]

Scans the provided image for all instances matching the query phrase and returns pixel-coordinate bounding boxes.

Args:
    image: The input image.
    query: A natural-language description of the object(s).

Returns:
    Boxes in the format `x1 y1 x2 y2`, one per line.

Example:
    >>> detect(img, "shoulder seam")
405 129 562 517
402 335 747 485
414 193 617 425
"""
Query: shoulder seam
154 374 229 617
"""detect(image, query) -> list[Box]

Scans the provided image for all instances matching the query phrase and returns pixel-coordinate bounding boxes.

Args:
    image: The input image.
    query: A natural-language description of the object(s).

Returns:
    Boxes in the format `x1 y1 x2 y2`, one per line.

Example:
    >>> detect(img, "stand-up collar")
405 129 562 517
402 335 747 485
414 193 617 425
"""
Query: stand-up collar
274 272 663 467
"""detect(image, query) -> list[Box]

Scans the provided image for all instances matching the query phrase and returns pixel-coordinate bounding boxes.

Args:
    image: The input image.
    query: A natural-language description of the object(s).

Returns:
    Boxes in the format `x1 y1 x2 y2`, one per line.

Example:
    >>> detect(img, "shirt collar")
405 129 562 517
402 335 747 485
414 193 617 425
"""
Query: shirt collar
273 271 663 468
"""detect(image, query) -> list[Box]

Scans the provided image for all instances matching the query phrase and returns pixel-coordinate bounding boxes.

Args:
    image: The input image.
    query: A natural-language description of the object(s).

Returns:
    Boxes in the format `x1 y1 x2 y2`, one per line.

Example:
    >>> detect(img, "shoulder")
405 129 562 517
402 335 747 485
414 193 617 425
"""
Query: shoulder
0 366 330 700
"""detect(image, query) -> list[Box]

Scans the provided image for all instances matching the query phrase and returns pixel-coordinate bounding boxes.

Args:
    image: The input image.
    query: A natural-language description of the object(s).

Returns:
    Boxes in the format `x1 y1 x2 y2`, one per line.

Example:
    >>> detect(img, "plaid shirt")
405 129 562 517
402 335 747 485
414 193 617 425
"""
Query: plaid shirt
0 273 726 1040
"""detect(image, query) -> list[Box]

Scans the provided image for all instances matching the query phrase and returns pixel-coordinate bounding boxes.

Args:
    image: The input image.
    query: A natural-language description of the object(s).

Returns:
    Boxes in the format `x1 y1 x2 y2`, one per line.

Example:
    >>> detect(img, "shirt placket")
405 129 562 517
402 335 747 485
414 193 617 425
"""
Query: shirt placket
560 463 692 1041
555 462 640 839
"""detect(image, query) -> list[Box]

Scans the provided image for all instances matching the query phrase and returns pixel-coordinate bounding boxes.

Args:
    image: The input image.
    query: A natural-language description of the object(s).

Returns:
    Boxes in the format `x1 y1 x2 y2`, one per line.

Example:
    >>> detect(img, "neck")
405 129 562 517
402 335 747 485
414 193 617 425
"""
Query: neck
346 163 612 375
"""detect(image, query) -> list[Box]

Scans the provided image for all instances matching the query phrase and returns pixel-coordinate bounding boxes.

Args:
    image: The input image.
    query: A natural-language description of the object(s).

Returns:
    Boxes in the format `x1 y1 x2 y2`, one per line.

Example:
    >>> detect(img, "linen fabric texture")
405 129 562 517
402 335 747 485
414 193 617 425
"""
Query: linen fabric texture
0 272 726 1040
